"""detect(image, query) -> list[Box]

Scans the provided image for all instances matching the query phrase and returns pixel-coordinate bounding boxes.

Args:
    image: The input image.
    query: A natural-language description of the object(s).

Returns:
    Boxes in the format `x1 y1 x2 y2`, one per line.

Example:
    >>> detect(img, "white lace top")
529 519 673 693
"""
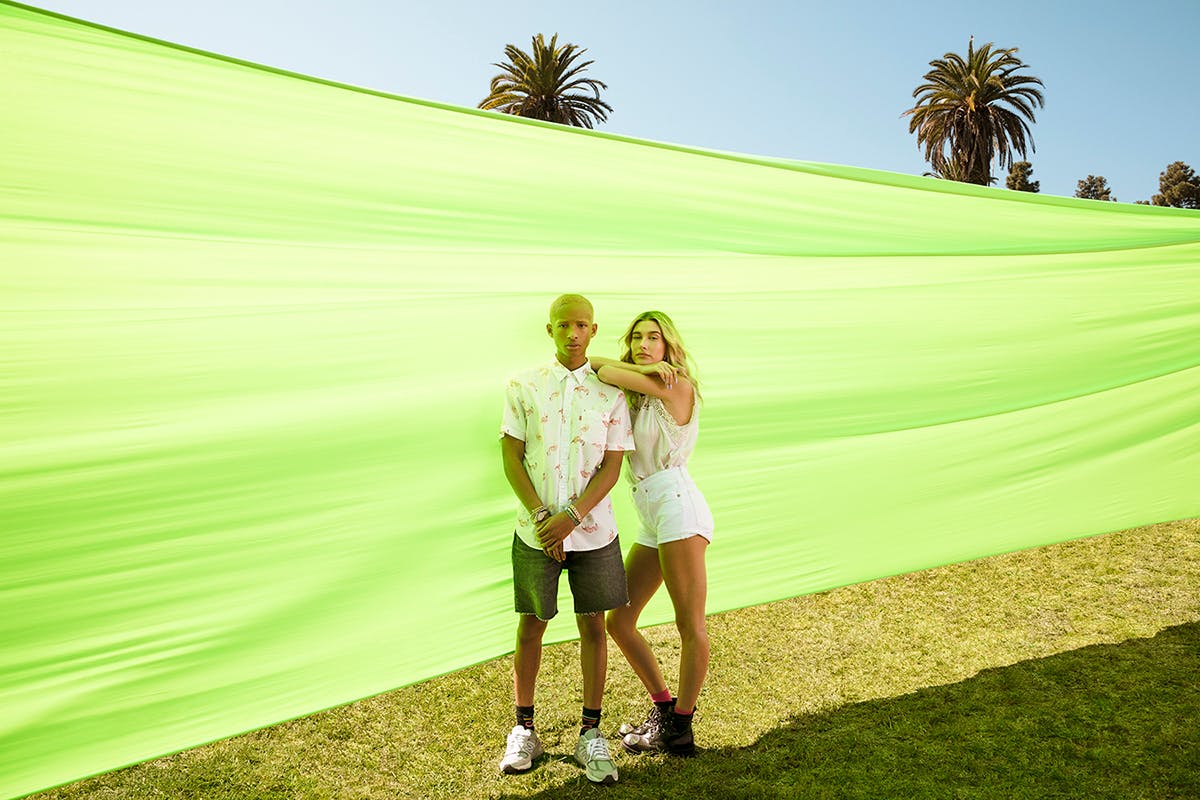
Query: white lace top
627 393 700 483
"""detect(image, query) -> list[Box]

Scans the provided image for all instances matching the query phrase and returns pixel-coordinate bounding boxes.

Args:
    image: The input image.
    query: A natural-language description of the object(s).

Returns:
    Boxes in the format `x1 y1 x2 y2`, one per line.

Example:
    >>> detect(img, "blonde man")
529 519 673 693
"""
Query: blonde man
498 294 635 785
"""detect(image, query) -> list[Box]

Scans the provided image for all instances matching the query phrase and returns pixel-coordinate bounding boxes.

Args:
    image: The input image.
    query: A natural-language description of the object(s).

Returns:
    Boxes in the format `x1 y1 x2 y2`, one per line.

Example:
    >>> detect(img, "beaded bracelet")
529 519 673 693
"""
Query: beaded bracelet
564 503 583 525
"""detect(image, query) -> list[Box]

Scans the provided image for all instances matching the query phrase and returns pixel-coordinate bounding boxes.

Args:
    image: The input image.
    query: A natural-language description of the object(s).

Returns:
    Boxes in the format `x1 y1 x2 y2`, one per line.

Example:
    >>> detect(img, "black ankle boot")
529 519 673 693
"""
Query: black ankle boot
619 697 675 738
620 703 669 754
662 709 696 756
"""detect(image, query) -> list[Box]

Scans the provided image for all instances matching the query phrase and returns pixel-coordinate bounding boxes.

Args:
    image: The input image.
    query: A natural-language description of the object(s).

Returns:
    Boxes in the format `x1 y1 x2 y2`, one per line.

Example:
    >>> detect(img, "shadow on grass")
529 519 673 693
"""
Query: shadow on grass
508 622 1200 800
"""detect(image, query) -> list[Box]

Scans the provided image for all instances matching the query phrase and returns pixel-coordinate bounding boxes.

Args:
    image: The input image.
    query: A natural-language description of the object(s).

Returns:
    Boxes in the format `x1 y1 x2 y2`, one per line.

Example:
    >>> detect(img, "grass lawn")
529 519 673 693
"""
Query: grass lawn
27 518 1199 800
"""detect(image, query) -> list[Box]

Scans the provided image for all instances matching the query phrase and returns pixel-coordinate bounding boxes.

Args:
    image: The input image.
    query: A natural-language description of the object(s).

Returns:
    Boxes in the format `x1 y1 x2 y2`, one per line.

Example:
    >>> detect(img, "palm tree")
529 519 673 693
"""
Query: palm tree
478 34 612 128
904 38 1045 185
923 160 988 184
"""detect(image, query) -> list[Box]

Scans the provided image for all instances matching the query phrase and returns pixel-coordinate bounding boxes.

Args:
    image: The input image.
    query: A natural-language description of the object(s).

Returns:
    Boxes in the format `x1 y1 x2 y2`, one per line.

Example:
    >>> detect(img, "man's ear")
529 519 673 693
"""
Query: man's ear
546 323 553 338
591 323 598 336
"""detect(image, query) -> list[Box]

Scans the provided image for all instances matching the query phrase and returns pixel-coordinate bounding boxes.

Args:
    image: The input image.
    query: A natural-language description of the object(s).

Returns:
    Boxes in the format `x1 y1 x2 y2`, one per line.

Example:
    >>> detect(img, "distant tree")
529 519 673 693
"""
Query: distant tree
904 37 1045 185
1005 161 1040 192
1150 161 1200 208
477 33 611 128
1075 175 1116 202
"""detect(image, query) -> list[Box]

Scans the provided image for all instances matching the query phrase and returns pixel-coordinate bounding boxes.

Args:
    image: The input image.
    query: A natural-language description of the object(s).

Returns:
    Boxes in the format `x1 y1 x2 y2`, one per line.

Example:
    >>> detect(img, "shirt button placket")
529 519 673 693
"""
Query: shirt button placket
560 380 570 503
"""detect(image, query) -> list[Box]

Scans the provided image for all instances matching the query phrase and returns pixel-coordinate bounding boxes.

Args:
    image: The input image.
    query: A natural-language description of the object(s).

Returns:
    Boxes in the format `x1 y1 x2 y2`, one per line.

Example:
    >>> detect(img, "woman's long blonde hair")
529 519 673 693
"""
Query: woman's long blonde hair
618 310 701 405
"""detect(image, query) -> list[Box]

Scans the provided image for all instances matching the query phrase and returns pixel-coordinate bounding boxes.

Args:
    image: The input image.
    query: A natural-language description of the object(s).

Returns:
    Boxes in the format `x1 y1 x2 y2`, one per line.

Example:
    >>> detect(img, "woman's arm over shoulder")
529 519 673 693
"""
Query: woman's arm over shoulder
589 356 632 372
597 364 692 403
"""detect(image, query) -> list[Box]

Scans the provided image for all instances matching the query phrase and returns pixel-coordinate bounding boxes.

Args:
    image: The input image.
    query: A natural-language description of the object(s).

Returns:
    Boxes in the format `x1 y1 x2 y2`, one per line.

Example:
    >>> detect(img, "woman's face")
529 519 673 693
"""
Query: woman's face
630 319 667 365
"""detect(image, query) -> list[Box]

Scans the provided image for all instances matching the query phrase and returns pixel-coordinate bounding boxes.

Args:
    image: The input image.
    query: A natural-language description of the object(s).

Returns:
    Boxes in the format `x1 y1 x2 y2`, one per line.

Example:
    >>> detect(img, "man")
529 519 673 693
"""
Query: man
498 294 635 785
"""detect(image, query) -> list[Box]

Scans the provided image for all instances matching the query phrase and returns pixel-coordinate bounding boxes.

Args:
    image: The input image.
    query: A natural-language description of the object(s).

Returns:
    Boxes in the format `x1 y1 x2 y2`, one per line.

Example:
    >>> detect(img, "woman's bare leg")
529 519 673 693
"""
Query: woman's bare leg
658 536 709 713
605 543 669 696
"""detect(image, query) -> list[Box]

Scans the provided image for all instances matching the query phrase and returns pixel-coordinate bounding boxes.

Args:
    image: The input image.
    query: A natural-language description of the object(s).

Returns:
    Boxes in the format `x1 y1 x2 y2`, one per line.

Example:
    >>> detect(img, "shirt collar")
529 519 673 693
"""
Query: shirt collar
550 358 594 386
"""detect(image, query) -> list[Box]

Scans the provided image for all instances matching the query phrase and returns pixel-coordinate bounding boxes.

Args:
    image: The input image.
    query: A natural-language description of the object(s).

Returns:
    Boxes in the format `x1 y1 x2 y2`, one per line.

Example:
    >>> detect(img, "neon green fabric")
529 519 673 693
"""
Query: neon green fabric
3 2 1199 796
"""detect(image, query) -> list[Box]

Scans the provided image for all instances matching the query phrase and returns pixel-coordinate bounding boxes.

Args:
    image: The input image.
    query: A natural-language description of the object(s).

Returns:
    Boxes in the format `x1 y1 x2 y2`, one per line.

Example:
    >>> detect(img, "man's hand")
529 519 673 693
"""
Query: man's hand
543 541 565 562
535 511 576 551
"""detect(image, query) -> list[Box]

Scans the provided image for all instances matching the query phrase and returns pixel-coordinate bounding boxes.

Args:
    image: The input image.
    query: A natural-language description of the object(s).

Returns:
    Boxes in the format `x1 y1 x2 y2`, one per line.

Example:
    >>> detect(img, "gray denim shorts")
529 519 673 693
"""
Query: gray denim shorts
511 534 628 620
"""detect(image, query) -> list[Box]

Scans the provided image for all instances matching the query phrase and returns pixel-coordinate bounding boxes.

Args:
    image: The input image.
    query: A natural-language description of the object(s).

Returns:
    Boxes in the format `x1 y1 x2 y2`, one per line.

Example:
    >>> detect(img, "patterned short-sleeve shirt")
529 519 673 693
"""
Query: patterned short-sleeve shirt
501 360 635 552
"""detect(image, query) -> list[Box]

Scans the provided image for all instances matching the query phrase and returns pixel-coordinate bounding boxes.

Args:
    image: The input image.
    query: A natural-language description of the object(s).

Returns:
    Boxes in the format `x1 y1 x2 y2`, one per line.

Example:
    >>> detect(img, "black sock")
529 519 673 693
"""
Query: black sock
580 706 601 735
516 704 535 729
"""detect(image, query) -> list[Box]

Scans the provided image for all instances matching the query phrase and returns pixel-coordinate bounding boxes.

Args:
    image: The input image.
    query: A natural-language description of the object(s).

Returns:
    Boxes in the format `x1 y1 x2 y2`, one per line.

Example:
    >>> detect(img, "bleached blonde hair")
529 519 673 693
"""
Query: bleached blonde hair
548 293 594 322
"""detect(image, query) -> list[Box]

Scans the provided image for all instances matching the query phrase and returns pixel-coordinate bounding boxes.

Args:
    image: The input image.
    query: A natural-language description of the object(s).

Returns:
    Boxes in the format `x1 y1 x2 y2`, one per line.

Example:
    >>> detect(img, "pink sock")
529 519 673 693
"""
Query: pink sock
650 689 673 704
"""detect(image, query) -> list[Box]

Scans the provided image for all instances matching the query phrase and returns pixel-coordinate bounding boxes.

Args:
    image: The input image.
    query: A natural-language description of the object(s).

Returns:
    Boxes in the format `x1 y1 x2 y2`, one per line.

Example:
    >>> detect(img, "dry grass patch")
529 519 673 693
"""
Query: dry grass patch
29 518 1199 799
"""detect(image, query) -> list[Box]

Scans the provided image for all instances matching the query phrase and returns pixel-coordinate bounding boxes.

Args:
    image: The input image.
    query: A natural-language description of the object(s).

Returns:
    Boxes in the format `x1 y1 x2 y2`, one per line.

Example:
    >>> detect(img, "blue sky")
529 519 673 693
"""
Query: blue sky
29 0 1200 202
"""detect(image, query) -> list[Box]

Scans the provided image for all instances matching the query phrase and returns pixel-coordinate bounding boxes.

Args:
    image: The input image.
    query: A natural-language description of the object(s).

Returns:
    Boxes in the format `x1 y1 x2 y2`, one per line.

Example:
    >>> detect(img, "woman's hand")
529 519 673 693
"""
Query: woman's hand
638 361 686 388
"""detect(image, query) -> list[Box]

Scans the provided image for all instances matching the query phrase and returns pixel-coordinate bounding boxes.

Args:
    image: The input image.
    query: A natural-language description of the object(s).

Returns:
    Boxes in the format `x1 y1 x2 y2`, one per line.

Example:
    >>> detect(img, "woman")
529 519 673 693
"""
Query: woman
589 310 713 756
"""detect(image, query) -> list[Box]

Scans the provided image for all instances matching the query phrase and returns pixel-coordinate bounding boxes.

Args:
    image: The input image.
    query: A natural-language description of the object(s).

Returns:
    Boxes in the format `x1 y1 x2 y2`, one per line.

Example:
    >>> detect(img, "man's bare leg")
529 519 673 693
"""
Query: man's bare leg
577 612 607 710
514 614 548 706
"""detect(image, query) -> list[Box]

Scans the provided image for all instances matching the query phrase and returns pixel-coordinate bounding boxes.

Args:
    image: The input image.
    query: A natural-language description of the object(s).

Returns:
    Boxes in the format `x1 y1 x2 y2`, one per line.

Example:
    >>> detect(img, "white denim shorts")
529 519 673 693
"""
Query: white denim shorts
630 466 714 549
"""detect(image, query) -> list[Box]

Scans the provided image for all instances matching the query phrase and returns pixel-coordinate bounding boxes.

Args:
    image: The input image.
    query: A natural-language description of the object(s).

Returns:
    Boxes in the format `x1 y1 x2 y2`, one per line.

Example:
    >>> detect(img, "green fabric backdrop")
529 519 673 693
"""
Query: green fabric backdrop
2 2 1198 796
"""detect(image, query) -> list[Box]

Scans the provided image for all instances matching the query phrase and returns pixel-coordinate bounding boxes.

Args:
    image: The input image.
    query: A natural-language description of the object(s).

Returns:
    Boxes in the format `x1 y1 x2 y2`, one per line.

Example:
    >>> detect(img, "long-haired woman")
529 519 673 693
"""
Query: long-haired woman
589 310 713 756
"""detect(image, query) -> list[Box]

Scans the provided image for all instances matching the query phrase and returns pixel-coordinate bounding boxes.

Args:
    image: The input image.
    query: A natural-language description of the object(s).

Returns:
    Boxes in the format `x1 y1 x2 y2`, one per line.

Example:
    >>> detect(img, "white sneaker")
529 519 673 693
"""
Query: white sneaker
499 725 543 774
574 728 619 784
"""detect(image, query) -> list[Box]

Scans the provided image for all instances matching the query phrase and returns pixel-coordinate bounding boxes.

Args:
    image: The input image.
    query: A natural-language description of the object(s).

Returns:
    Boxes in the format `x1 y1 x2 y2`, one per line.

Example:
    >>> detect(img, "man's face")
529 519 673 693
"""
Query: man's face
547 303 597 363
